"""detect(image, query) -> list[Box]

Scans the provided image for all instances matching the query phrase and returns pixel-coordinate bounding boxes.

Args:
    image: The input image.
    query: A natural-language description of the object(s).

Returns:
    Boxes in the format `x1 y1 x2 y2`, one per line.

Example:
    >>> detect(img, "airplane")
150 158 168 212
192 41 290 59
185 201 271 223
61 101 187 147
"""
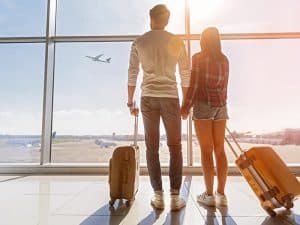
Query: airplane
85 54 111 63
52 131 56 139
95 139 117 148
6 137 40 148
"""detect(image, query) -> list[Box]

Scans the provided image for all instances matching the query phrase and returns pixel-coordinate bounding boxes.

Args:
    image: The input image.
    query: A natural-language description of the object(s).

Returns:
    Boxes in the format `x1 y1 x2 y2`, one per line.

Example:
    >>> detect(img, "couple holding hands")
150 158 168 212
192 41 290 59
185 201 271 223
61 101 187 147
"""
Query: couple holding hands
127 4 229 211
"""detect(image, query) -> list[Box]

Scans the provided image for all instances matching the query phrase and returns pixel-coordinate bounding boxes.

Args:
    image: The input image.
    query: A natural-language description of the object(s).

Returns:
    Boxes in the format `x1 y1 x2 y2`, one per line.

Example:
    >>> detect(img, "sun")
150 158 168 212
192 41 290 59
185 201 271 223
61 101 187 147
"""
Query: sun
189 0 223 21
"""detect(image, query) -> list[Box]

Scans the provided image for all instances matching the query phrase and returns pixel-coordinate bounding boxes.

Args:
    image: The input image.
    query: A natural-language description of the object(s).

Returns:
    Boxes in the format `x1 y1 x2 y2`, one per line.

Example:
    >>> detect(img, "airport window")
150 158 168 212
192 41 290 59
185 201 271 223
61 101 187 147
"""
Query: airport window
0 44 44 163
56 0 185 35
191 39 300 165
0 0 47 37
52 42 188 165
190 0 300 33
52 42 131 163
1 0 300 169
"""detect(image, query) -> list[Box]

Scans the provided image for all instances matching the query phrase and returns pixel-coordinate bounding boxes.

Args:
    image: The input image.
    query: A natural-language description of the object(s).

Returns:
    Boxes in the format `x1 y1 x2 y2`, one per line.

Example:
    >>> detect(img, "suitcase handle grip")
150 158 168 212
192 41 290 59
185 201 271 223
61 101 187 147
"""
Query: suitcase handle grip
129 101 139 146
225 126 244 158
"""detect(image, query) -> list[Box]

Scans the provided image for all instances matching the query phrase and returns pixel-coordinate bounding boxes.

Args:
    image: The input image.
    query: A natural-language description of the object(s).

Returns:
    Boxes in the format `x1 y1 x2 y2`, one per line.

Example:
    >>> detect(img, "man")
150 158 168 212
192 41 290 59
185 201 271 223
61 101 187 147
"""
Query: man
127 4 190 211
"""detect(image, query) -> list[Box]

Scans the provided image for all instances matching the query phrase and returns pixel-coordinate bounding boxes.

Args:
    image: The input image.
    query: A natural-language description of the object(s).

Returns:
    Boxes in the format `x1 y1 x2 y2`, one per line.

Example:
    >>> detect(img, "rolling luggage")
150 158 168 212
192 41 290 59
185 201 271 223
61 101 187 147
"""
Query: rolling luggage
109 114 140 207
225 127 300 217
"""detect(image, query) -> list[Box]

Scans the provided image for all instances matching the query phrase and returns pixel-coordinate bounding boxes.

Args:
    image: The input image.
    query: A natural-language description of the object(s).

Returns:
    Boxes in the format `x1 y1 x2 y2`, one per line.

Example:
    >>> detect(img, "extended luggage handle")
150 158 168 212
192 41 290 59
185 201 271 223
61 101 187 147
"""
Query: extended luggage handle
129 101 139 147
133 113 138 146
225 126 245 158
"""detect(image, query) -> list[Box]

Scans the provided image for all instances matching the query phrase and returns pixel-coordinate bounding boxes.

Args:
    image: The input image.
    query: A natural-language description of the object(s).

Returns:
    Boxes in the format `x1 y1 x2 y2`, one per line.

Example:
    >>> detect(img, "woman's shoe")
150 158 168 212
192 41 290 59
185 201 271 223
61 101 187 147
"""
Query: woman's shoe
197 192 216 207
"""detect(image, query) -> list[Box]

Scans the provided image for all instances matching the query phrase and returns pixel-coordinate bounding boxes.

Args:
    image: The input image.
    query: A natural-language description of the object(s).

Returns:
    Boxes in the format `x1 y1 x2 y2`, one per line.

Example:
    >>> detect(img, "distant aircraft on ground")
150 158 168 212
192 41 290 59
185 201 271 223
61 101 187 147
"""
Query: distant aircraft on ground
6 138 40 148
85 54 111 63
52 131 56 139
95 139 117 148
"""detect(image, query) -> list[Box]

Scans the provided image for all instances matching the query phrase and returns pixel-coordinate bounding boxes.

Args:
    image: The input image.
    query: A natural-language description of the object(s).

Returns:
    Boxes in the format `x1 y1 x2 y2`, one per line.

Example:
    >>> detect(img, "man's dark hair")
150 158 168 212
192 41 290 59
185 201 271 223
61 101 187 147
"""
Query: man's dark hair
149 4 170 27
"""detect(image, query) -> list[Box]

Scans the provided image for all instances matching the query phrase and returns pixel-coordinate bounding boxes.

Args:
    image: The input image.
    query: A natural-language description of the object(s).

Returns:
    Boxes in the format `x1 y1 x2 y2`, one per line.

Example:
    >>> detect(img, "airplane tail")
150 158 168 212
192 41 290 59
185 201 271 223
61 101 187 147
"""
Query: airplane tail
106 58 111 63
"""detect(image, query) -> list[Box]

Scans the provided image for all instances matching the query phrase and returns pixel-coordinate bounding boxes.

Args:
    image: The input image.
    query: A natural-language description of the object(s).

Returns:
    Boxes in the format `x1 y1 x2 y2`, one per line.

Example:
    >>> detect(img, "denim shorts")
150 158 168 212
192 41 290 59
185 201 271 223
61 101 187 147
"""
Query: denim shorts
193 101 229 120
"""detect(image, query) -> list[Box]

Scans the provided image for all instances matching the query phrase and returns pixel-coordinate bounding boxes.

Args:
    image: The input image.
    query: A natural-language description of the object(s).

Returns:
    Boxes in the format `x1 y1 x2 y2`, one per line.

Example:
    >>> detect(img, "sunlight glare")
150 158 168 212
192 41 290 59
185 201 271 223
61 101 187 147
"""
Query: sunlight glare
189 0 224 21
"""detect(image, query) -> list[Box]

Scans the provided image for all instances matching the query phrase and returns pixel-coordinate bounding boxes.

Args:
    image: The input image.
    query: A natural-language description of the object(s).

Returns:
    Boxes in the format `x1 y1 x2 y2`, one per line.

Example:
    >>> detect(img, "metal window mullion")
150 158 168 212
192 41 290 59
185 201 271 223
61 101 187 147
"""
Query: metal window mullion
190 32 300 40
52 35 137 42
185 0 193 166
50 34 187 42
45 32 300 43
41 0 57 165
0 37 45 43
2 33 300 45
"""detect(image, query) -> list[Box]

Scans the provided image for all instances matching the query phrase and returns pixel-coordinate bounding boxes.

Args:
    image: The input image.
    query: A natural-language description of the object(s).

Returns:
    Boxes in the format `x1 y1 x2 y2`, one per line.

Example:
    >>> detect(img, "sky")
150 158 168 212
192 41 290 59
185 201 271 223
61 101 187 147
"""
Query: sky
1 0 300 135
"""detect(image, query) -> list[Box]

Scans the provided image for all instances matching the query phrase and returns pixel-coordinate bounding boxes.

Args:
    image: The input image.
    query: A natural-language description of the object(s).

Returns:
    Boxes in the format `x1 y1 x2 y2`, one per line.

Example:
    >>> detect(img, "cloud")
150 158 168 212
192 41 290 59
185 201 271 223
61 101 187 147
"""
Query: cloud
0 111 12 118
0 111 42 135
228 105 300 134
0 108 137 135
52 108 136 135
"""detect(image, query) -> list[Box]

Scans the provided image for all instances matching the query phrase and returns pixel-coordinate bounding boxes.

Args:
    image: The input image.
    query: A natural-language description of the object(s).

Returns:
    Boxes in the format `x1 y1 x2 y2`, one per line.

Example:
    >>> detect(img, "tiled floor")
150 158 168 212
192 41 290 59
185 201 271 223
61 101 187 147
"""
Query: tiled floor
0 175 299 225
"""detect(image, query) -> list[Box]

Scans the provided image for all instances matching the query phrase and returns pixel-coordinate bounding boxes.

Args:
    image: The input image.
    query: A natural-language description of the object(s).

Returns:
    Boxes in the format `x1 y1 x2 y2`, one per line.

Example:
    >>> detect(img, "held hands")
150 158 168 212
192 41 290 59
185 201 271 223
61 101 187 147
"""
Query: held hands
180 106 189 120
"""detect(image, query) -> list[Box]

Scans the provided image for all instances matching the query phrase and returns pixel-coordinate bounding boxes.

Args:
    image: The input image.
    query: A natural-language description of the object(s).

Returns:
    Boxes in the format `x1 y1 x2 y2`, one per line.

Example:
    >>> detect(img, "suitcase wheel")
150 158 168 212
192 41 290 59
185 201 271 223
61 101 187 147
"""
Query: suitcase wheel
126 199 134 207
284 200 294 209
282 194 295 210
109 199 116 206
264 207 276 217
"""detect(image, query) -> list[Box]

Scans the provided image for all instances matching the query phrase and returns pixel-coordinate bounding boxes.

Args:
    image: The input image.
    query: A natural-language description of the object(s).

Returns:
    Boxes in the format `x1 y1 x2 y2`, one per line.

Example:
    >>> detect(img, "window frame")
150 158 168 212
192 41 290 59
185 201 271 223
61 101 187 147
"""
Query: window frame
0 0 299 174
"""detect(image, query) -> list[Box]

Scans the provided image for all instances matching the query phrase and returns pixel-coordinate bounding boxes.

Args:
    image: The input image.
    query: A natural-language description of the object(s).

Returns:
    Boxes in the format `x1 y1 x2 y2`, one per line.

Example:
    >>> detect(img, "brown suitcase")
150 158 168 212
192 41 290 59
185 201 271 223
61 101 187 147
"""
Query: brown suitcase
225 127 300 217
109 115 140 207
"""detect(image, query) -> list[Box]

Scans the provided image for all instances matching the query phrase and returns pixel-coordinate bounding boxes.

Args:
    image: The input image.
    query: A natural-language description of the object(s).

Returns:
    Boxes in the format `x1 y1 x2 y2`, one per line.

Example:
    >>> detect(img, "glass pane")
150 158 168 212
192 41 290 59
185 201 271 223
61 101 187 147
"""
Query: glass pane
52 42 188 165
0 0 47 37
52 43 131 163
191 39 300 165
190 0 300 33
0 44 44 163
56 0 185 35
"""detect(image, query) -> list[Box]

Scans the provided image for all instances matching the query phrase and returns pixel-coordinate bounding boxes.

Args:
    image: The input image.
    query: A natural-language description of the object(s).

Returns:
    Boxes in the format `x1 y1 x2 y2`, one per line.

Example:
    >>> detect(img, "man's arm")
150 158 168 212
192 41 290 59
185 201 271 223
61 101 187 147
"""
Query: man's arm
181 87 188 104
177 39 191 105
127 85 139 116
128 41 139 115
127 85 136 106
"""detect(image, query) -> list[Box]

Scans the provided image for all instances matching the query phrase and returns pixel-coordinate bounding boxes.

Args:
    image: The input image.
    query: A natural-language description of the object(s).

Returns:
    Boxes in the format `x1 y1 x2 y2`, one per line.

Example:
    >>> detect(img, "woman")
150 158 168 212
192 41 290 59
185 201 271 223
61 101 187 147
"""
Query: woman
181 27 229 207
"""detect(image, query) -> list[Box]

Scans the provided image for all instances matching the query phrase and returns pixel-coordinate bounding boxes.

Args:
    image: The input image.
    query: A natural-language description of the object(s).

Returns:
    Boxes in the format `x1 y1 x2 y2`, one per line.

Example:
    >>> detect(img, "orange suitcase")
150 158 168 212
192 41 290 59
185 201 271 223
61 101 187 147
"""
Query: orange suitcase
225 127 300 217
109 115 140 207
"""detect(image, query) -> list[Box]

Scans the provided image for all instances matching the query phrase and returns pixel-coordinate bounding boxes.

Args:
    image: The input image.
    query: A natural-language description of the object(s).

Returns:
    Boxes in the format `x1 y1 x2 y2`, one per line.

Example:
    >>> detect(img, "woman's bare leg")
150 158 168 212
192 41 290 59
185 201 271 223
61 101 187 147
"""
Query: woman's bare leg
194 119 214 195
212 119 228 195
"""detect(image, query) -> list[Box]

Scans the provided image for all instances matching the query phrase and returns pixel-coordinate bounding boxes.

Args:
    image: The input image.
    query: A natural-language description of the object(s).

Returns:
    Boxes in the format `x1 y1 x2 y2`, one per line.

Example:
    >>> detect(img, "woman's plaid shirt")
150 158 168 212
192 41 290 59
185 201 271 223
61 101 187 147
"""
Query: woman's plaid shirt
183 52 229 111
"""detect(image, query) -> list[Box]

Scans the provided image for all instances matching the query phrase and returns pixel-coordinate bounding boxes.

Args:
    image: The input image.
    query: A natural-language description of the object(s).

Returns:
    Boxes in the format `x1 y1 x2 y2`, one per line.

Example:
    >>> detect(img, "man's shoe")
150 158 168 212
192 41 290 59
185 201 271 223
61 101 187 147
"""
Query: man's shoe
197 192 216 207
215 191 228 206
170 194 186 211
151 191 165 210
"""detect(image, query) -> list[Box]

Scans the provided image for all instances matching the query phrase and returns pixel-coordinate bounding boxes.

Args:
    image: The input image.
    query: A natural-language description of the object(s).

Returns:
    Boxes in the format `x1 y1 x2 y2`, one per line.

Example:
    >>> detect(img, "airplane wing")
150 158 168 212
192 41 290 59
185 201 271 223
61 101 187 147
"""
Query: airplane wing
85 56 94 59
95 54 104 59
